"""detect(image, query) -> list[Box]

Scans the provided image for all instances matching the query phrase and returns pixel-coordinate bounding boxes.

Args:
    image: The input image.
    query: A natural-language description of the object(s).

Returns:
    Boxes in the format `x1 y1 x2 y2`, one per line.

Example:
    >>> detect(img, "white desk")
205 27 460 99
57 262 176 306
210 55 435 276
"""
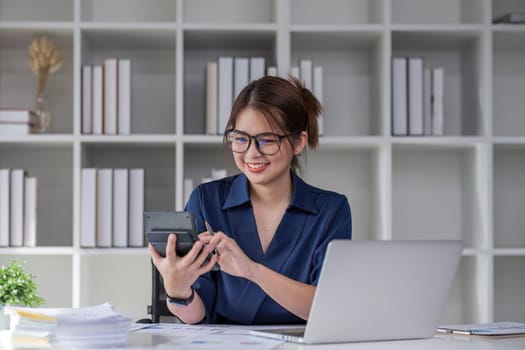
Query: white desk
3 327 524 349
126 332 525 350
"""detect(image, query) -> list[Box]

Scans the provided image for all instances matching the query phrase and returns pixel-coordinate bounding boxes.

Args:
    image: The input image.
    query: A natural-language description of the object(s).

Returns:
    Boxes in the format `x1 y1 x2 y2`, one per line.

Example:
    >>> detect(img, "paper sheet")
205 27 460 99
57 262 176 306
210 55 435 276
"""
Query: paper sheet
130 323 283 350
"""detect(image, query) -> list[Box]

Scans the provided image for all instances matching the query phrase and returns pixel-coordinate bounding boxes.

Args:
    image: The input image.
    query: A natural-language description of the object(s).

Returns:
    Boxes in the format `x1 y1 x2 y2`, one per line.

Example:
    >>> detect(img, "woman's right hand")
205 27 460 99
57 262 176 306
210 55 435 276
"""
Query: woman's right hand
148 233 217 298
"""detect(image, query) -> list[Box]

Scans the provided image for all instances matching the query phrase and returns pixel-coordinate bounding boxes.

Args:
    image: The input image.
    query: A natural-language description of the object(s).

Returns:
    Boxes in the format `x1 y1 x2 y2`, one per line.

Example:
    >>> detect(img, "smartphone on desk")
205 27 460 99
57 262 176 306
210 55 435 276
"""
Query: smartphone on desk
144 211 199 257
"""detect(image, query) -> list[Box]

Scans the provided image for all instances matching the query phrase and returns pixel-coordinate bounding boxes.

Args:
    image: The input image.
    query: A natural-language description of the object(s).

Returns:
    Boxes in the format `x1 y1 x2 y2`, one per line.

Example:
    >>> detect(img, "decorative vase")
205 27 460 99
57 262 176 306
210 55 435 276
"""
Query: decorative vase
34 94 51 133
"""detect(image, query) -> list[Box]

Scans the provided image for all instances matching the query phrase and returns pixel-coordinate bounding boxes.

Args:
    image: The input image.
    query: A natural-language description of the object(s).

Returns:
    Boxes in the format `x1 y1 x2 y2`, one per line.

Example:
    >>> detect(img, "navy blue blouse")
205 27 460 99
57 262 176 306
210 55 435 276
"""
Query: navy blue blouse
185 170 352 324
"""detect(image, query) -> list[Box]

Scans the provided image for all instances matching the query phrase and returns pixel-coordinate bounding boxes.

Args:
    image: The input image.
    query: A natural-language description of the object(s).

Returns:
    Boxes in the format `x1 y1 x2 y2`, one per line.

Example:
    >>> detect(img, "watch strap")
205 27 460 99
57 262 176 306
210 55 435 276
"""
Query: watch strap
166 288 195 307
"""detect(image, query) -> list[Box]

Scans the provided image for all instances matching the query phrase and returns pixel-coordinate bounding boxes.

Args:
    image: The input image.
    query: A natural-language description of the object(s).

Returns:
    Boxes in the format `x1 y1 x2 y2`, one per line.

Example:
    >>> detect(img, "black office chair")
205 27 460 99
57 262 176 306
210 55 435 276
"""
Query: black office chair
137 260 180 323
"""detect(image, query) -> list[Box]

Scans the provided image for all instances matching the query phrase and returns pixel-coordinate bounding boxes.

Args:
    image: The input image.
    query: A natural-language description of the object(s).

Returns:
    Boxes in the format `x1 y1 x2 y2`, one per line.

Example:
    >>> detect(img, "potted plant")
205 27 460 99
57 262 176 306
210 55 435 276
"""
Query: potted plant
0 260 44 329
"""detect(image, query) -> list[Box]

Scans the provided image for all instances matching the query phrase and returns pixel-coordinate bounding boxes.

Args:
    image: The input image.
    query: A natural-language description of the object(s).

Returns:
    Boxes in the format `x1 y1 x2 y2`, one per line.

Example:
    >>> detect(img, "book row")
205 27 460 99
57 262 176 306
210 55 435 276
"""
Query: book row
81 58 131 135
0 169 37 247
392 57 444 136
205 57 324 135
0 110 38 136
80 168 144 248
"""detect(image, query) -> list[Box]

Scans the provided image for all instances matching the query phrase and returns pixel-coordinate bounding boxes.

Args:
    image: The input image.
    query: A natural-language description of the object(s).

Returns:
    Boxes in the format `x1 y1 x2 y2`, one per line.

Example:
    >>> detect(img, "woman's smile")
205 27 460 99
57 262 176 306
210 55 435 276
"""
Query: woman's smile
246 162 269 172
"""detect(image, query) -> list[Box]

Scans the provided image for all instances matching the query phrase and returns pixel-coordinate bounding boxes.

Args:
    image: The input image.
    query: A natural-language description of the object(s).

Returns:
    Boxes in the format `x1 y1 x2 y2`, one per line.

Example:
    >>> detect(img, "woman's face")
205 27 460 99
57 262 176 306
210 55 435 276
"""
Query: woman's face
231 108 304 188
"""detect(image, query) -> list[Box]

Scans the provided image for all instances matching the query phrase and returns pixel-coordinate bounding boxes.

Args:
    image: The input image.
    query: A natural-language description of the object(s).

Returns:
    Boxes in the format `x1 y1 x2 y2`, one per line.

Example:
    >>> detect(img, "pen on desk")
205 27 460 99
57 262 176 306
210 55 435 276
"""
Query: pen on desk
205 220 220 256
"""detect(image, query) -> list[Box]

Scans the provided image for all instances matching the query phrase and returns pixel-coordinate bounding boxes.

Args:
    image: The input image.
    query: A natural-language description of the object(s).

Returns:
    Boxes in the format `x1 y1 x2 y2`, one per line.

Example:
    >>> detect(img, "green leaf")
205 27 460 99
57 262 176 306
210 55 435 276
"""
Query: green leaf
0 260 44 307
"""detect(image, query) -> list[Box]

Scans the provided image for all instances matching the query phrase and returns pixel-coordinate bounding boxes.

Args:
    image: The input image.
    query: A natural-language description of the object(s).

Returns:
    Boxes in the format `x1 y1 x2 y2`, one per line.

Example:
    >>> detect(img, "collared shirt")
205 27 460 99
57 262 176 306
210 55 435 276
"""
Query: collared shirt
185 170 352 324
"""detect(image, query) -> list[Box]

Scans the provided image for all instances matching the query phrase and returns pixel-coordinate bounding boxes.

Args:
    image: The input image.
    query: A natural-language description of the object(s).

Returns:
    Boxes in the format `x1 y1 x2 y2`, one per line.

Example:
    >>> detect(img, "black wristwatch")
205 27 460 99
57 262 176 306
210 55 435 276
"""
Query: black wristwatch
166 288 195 307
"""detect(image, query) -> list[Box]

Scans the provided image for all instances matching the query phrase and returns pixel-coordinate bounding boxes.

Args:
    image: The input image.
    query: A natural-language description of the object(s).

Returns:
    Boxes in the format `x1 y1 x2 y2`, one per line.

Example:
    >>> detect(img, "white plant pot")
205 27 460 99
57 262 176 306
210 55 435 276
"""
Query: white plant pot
0 308 10 330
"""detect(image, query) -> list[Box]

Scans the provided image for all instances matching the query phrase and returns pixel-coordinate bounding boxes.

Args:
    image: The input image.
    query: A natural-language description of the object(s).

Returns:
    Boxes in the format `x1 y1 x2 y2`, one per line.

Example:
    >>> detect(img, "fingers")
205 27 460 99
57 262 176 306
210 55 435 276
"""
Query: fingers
195 231 225 255
165 233 177 260
211 232 231 253
153 230 227 279
208 231 226 246
182 239 205 266
198 232 212 244
197 253 218 275
195 246 215 268
148 243 161 266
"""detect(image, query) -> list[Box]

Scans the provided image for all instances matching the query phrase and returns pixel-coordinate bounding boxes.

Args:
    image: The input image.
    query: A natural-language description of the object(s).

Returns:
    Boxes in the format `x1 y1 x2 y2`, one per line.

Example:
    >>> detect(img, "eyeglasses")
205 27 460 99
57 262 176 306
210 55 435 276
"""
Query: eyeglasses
225 129 294 156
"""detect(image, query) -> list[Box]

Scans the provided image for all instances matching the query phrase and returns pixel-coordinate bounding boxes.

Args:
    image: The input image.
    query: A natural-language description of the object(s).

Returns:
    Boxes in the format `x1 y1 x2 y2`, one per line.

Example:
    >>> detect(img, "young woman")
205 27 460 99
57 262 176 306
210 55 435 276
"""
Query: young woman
149 76 352 324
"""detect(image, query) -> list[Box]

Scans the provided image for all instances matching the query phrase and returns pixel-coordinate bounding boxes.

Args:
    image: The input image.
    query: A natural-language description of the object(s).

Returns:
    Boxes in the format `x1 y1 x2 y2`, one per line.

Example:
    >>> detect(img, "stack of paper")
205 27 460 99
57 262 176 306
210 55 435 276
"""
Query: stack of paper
3 303 133 348
1 307 56 347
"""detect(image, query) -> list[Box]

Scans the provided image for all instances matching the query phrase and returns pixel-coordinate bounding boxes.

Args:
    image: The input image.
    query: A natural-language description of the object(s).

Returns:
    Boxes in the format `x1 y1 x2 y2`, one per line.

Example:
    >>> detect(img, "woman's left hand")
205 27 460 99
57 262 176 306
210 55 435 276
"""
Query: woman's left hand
205 231 258 280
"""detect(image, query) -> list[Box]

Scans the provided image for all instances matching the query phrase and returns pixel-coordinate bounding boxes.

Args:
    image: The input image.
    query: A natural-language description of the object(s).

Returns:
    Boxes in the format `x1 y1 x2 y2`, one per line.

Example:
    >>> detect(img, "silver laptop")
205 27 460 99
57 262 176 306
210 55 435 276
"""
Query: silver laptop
250 239 464 344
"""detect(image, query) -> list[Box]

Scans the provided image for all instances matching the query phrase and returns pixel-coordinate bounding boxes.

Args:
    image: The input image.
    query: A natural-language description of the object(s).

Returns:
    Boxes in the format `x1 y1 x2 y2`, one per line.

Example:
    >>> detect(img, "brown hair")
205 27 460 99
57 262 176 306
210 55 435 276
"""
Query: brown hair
223 75 322 172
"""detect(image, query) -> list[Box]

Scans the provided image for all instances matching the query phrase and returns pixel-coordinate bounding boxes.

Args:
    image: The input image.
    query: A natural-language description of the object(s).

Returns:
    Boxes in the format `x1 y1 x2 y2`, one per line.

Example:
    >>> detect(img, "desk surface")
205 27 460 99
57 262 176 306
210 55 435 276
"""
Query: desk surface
3 326 524 349
126 332 525 350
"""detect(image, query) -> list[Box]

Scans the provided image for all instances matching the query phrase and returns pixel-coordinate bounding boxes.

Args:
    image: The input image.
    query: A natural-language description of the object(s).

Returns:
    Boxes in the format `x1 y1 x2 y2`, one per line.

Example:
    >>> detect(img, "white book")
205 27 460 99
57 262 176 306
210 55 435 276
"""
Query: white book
10 169 25 247
96 168 113 248
432 68 444 136
408 57 424 136
118 59 131 135
23 176 37 247
290 66 300 80
0 109 37 124
128 168 144 247
249 57 266 82
266 66 278 76
0 168 10 246
234 57 249 100
183 178 194 206
113 168 129 248
82 65 93 134
0 123 31 136
80 168 97 248
423 68 432 135
92 65 104 135
392 57 408 136
217 57 234 135
313 66 324 136
205 62 218 135
299 59 313 89
104 58 118 134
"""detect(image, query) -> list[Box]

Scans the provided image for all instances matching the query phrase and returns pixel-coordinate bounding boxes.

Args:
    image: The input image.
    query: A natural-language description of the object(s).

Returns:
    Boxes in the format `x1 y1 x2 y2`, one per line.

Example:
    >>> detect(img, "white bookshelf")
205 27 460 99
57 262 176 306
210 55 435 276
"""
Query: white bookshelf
0 0 524 323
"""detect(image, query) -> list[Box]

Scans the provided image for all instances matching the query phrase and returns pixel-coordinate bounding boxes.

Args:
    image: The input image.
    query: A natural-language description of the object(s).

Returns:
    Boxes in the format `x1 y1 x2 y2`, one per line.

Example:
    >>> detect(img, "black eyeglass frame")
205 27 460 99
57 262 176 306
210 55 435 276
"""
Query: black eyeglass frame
224 129 297 156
